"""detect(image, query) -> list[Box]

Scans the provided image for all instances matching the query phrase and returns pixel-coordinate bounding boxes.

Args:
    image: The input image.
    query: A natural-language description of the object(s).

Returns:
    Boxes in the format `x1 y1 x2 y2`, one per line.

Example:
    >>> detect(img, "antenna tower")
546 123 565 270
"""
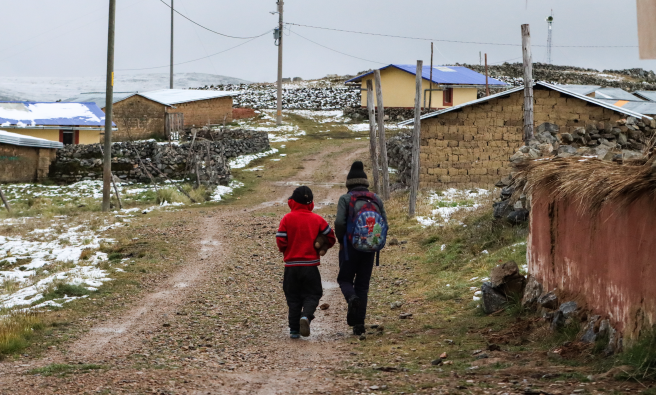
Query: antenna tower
546 11 554 64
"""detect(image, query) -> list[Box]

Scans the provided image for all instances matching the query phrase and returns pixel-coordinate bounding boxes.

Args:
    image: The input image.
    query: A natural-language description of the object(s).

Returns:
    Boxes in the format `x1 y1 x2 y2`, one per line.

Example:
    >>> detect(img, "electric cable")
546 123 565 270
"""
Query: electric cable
117 34 267 71
158 0 270 39
285 22 638 48
291 31 386 65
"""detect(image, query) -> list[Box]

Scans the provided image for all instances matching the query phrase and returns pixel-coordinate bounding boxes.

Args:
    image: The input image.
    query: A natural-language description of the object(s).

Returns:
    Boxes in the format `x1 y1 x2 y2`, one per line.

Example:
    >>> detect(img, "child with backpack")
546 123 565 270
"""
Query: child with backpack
276 186 336 339
335 161 388 336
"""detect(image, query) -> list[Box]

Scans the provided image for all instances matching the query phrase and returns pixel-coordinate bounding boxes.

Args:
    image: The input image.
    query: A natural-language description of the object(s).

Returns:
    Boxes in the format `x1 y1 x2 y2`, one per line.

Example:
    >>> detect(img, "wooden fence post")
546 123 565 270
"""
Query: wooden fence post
374 70 390 200
408 60 423 217
522 24 534 143
366 80 380 194
0 185 11 213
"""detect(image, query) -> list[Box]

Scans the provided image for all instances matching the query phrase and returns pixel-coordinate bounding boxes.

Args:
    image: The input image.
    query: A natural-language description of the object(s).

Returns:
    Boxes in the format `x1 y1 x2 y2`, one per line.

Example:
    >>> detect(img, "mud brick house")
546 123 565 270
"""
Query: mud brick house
0 102 109 145
400 82 649 189
110 89 241 141
0 130 62 182
346 64 506 113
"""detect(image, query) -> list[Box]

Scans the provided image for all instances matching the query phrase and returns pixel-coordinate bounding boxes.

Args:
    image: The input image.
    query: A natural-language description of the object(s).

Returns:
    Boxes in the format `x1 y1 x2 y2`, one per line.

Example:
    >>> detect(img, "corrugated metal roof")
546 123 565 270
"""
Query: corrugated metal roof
557 85 601 96
0 102 107 127
633 90 656 102
0 129 63 149
593 87 643 101
116 89 242 107
345 64 506 86
399 81 652 126
593 98 656 115
63 92 135 110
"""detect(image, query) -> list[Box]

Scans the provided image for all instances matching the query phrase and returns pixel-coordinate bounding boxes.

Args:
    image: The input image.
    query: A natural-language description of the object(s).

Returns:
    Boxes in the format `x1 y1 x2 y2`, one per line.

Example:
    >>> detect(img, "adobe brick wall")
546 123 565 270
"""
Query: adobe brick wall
420 86 623 189
0 143 56 183
232 108 257 120
112 95 167 141
172 96 233 127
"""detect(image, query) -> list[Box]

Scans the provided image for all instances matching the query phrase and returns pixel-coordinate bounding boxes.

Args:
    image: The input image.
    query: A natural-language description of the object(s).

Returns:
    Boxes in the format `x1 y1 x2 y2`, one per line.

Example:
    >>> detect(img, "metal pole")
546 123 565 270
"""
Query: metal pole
276 0 284 126
170 0 174 89
408 60 423 217
485 53 490 97
103 0 116 212
428 42 433 110
521 24 534 143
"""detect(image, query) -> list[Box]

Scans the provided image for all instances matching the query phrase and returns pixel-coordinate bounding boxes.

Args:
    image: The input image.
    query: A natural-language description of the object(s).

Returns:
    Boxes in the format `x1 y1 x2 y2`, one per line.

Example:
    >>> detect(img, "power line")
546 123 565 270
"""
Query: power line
291 31 386 65
117 34 266 71
285 22 638 48
157 0 270 39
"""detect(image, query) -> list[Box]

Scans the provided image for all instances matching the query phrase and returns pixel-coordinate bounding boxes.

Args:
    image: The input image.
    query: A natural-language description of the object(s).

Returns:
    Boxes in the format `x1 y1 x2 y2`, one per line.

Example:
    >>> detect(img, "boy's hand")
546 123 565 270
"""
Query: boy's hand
314 234 329 256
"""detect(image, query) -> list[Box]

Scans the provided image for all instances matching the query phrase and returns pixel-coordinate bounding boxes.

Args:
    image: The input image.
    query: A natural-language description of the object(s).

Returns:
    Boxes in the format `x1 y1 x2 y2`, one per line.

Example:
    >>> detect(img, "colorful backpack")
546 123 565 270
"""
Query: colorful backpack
344 191 388 265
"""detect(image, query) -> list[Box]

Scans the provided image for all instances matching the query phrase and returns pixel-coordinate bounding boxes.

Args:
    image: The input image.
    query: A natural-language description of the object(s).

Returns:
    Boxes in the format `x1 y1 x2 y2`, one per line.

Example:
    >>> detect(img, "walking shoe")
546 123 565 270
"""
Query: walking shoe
347 295 360 326
353 324 366 336
299 317 311 337
290 331 300 339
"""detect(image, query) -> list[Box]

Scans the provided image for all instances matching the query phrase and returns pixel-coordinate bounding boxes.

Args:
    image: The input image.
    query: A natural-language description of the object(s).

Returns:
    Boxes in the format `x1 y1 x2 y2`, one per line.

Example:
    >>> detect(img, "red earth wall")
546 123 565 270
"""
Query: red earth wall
528 195 656 338
232 108 257 120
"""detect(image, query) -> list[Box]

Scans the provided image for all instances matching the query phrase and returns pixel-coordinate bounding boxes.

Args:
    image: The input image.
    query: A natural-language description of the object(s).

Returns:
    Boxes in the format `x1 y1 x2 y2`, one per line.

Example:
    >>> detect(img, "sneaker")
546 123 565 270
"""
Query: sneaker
347 295 360 326
353 324 365 336
290 331 300 339
299 317 311 337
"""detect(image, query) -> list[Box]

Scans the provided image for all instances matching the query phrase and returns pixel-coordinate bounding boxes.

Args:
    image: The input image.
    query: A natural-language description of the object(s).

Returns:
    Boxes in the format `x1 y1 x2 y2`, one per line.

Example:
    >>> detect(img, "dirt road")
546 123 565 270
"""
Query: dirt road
0 141 369 394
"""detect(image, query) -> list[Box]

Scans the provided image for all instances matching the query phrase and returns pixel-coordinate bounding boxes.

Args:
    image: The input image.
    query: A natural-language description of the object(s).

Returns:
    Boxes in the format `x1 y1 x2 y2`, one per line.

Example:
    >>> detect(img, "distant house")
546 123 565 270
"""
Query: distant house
346 64 506 112
399 82 650 190
0 102 109 145
0 130 62 183
110 89 242 141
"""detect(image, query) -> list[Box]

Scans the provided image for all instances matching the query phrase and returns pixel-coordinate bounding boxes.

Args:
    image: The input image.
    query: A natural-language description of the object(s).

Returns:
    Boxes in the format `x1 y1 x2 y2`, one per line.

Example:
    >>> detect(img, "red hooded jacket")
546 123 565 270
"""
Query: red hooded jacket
276 199 336 267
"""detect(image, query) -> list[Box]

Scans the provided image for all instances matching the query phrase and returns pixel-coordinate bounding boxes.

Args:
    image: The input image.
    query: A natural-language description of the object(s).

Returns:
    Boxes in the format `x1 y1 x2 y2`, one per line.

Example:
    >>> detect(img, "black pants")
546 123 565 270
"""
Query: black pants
337 243 375 326
283 266 323 332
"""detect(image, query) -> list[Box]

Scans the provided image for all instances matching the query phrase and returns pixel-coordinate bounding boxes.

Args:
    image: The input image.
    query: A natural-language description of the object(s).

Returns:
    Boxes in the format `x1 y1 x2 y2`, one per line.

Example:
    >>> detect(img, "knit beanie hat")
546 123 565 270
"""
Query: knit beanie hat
346 161 370 189
289 186 313 205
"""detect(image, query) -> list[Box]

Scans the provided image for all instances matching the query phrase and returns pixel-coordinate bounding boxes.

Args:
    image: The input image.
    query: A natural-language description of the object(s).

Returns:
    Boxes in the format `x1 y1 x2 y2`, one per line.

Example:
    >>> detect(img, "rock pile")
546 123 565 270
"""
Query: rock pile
493 118 653 223
480 261 526 314
386 132 412 186
184 127 270 159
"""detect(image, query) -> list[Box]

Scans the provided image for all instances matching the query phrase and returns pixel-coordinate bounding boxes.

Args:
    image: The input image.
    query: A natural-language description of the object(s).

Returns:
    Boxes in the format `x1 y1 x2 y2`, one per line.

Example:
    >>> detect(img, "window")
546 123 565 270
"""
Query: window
443 88 453 106
59 130 77 145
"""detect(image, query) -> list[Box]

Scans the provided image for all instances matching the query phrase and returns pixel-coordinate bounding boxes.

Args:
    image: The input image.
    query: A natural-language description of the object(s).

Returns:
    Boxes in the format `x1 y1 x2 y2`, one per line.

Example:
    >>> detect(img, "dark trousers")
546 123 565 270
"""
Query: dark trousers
283 266 323 332
337 243 375 326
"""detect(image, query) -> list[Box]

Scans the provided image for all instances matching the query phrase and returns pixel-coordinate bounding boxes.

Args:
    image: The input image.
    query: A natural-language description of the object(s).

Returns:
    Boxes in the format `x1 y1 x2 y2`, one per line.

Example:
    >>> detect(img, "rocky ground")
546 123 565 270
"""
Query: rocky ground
0 111 651 394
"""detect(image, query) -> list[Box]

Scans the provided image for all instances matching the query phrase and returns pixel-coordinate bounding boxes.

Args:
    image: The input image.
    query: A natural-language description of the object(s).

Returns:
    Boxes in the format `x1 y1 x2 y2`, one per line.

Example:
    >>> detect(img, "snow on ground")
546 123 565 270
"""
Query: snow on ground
229 148 279 169
416 188 491 227
210 181 244 202
347 123 412 132
286 110 345 123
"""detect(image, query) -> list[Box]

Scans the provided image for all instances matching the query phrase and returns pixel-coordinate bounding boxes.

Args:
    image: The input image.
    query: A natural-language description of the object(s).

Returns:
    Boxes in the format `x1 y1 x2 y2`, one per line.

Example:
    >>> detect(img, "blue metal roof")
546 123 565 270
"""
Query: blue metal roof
0 102 109 127
345 64 507 86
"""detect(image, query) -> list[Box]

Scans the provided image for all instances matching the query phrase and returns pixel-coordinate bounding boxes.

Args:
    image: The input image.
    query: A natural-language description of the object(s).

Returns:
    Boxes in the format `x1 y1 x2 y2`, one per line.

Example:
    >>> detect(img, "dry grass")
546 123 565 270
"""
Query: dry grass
514 156 656 215
0 311 43 357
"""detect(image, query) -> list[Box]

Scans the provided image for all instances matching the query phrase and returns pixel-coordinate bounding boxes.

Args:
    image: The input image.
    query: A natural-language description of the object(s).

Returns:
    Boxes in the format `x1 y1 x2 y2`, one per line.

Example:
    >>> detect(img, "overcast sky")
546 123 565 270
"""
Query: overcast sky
0 0 652 84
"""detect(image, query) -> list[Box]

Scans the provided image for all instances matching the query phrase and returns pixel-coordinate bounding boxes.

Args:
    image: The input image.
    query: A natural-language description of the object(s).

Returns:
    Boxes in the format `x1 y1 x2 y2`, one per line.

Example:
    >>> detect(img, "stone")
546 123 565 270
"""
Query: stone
399 313 413 319
627 116 637 125
558 145 578 155
475 353 489 359
537 122 560 134
481 282 507 314
538 291 558 310
390 301 403 310
319 303 330 310
522 275 543 307
528 148 541 159
388 238 399 246
510 151 529 163
493 200 511 219
440 352 448 359
537 143 554 156
490 261 519 287
507 209 529 224
495 175 513 187
581 315 600 343
536 132 557 144
513 200 523 210
561 133 573 143
431 358 443 366
500 186 515 198
559 301 578 318
585 123 598 134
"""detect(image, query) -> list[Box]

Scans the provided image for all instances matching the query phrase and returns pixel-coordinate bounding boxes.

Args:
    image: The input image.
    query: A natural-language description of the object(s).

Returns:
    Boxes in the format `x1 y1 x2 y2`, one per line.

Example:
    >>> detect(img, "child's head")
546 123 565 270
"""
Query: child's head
289 185 313 205
346 161 369 190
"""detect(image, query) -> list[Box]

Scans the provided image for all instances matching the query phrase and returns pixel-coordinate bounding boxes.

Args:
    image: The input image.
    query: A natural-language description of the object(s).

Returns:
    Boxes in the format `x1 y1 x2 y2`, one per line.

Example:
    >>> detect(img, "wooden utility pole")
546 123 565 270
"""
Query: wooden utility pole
102 0 116 212
374 70 390 200
170 0 174 89
366 80 380 194
0 185 11 213
428 42 434 110
521 24 534 144
485 53 490 96
408 60 423 217
275 0 284 126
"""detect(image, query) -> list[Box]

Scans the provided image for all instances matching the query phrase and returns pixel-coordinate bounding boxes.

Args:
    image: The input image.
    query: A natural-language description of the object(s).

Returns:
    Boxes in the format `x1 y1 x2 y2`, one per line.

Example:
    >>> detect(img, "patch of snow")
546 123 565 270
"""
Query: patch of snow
210 180 244 202
229 148 279 169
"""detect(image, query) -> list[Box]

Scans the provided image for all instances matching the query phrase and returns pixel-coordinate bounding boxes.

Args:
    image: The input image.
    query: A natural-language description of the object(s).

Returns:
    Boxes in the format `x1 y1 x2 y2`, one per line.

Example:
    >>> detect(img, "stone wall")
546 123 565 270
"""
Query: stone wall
184 128 270 159
419 86 632 190
386 132 412 186
0 143 56 183
174 96 233 127
50 129 269 184
112 95 166 142
344 107 434 122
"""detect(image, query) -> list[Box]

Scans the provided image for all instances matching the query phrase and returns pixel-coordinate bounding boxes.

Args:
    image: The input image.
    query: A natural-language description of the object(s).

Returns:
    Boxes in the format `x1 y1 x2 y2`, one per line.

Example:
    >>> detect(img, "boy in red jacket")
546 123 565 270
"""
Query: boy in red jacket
276 186 336 338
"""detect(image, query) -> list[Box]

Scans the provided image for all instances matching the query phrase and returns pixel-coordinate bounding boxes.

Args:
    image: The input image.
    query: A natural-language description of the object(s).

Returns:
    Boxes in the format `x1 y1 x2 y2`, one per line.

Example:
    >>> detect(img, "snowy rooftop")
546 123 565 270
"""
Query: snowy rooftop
0 129 63 149
0 102 107 127
346 64 506 86
118 89 242 107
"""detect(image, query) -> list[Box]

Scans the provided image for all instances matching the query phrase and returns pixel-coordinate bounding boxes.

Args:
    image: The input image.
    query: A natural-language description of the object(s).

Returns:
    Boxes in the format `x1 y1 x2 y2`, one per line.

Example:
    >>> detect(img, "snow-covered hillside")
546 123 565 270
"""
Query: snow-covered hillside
0 72 250 102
